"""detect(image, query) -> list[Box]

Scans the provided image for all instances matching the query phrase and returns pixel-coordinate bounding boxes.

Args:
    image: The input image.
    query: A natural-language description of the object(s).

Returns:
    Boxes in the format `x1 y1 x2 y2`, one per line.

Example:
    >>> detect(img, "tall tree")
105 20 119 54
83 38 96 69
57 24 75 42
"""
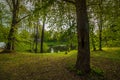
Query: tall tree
35 21 39 53
6 0 20 51
40 16 46 53
40 1 46 53
90 25 96 51
98 0 103 51
4 0 30 52
75 0 90 73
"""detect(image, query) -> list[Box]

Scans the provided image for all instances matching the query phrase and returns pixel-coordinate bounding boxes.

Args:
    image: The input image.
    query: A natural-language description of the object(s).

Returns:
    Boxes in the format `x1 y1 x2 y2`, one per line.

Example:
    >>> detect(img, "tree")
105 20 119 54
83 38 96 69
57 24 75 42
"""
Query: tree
98 0 103 51
62 0 90 73
90 25 96 51
35 21 39 53
40 15 46 53
75 0 90 73
5 0 20 51
40 7 47 53
3 0 31 52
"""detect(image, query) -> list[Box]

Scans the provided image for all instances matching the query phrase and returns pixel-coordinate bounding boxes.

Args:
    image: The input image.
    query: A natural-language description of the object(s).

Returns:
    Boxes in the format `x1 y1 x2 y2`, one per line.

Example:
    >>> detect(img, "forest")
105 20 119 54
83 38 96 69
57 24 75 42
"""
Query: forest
0 0 120 80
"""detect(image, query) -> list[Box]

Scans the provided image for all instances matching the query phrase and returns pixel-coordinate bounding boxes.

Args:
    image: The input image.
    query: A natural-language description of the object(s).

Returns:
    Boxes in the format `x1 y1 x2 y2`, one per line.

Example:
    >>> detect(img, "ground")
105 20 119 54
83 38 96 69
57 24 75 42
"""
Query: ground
0 47 120 80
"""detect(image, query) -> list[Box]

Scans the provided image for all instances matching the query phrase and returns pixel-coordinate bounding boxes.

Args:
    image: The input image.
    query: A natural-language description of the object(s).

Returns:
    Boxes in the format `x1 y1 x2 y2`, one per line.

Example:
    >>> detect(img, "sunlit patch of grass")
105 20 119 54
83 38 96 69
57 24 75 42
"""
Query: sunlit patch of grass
91 47 120 60
91 47 120 80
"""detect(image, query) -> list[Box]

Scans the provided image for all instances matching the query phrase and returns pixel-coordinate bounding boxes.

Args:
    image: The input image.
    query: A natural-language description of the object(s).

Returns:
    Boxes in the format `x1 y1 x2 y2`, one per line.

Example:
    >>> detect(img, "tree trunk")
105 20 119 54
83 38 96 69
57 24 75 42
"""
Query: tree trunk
35 23 39 53
99 22 102 51
99 0 103 51
40 18 46 53
91 27 96 51
92 37 96 51
33 24 36 52
75 0 90 73
6 0 19 51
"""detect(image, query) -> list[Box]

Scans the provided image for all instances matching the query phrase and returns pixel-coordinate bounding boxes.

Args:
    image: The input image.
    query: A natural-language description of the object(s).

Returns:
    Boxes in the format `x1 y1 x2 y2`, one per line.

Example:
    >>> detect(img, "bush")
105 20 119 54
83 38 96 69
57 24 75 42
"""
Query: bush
43 43 49 52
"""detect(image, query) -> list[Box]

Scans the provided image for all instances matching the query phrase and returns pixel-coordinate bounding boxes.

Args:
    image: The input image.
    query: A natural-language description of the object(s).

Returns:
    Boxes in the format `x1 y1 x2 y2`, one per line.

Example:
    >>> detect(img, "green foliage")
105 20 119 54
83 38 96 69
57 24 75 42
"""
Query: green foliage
67 65 104 76
0 0 120 53
91 66 104 76
14 29 31 52
66 63 103 76
43 42 49 52
0 26 9 42
77 70 83 76
17 30 31 41
16 42 30 52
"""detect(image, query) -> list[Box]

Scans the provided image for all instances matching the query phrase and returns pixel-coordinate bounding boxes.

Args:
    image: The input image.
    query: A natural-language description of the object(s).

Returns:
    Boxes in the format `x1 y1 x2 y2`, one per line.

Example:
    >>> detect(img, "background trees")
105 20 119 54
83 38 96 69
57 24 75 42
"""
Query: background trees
0 0 120 74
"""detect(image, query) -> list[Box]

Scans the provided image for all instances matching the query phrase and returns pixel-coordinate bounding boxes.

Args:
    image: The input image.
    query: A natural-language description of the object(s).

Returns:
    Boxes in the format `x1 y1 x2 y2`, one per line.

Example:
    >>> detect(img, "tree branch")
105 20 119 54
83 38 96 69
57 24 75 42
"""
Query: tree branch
17 14 30 23
17 0 55 24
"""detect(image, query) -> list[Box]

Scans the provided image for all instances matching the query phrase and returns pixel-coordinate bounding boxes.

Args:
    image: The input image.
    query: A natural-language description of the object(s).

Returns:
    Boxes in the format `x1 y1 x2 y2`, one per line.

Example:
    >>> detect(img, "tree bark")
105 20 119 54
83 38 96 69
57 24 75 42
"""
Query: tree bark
75 0 90 73
91 27 96 51
6 0 19 51
99 20 102 51
35 23 39 53
40 18 46 53
92 37 96 51
98 0 103 51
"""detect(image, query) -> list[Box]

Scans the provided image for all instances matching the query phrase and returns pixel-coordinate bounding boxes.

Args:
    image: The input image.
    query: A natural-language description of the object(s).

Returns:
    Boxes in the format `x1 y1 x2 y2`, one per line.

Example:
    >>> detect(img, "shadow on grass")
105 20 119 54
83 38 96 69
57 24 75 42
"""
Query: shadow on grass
0 49 17 54
66 64 105 80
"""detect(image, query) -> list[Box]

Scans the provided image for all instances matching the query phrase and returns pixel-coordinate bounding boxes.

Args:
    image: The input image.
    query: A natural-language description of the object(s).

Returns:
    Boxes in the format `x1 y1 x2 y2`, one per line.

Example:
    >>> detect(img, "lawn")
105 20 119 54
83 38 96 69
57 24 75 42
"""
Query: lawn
0 47 120 80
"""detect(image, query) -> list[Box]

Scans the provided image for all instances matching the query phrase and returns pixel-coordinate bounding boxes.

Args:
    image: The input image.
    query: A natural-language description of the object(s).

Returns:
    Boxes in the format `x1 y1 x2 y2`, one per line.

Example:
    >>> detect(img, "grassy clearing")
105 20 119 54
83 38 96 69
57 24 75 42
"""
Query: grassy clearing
91 47 120 80
0 47 120 80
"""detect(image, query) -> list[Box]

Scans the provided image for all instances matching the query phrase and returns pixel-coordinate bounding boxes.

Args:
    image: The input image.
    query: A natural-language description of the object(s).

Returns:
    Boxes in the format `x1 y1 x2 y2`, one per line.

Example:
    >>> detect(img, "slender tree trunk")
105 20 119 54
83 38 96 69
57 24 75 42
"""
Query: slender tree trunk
75 0 90 73
91 27 96 51
33 25 36 52
99 16 102 50
99 21 102 51
28 18 32 52
92 37 96 51
99 0 103 51
6 0 19 51
35 22 39 53
40 18 46 53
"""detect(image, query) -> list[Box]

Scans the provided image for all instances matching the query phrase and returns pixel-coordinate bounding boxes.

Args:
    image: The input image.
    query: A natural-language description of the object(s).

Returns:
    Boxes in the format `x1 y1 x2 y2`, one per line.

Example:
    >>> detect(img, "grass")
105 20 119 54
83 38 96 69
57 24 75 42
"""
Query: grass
0 47 120 80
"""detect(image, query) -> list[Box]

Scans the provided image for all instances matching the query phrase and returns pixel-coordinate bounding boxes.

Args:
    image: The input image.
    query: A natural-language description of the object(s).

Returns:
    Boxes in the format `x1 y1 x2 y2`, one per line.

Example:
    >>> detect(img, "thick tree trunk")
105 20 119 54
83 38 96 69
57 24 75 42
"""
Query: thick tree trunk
6 0 19 51
75 0 90 73
6 27 16 51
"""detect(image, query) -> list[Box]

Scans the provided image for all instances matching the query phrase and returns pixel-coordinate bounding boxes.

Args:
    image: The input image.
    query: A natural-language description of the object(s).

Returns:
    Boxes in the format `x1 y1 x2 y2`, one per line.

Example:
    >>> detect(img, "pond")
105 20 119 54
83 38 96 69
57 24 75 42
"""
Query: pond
49 45 68 53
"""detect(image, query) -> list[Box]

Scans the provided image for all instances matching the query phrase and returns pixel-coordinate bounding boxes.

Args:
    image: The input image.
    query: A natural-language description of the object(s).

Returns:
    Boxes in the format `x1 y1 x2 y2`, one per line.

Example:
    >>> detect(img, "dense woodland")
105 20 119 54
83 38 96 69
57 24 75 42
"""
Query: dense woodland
0 0 120 80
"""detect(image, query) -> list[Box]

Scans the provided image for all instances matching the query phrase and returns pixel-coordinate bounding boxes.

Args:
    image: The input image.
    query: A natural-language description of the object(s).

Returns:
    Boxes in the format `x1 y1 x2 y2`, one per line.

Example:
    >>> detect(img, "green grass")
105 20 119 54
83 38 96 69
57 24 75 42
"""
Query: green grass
0 48 120 80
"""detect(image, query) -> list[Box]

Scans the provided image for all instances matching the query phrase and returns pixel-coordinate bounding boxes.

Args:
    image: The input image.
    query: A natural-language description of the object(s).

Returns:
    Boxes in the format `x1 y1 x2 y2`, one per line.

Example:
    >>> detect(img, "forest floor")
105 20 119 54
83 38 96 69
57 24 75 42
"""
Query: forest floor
0 47 120 80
